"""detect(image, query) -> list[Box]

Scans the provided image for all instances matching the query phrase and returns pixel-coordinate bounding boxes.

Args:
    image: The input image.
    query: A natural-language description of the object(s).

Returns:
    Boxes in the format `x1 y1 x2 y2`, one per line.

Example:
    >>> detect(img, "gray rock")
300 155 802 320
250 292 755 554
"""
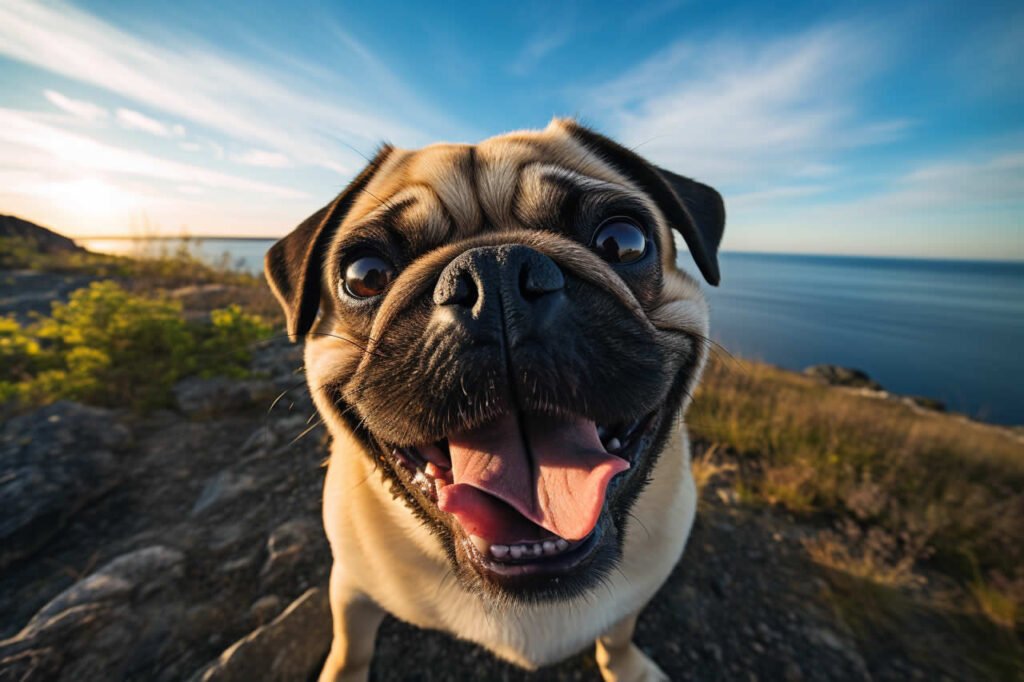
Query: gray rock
249 595 284 625
903 395 946 412
191 471 260 516
173 377 276 416
0 546 185 681
260 518 320 583
190 587 331 682
0 401 130 569
240 426 279 455
24 547 185 633
803 365 883 391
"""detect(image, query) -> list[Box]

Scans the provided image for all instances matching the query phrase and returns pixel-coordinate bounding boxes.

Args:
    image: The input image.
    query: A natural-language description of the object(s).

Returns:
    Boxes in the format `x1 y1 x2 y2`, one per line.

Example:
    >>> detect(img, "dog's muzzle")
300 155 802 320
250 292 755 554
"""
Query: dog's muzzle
432 244 566 347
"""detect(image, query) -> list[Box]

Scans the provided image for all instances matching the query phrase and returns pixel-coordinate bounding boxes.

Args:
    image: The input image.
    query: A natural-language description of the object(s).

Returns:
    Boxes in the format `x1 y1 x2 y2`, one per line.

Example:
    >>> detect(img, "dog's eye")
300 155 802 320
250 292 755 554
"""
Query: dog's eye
342 255 396 298
592 219 647 264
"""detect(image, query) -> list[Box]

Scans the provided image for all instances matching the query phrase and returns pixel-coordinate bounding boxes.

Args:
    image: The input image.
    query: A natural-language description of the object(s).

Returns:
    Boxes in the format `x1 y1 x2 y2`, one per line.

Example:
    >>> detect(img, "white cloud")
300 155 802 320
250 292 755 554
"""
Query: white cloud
115 108 182 137
43 89 108 121
234 149 292 168
178 141 203 152
724 149 1024 260
0 107 307 199
0 1 458 176
584 24 907 191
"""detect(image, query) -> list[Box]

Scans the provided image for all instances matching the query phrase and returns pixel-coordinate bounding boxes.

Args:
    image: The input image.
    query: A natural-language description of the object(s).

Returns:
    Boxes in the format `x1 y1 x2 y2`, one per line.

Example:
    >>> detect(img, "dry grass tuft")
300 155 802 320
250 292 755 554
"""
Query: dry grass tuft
689 443 736 494
688 354 1024 629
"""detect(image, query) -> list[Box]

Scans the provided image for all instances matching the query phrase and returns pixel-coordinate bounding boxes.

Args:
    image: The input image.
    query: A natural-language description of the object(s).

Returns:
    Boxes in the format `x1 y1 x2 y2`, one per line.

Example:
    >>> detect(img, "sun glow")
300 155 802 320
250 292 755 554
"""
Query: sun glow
40 177 140 224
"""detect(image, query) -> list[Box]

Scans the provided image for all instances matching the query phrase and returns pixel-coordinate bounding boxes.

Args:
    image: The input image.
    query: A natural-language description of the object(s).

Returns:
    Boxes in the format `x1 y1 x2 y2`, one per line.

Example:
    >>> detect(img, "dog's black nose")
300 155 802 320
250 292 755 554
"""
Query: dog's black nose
433 245 565 344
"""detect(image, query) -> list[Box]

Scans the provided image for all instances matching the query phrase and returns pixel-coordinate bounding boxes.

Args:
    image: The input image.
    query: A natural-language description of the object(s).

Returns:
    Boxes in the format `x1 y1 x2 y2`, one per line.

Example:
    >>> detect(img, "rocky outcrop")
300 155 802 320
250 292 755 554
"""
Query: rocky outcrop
173 376 278 417
190 588 331 682
0 401 131 569
0 215 83 253
804 365 883 391
0 546 185 681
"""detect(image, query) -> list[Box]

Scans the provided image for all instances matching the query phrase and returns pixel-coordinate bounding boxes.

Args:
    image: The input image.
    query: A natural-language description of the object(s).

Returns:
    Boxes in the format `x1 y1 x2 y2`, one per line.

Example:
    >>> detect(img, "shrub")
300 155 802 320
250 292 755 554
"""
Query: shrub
194 304 274 379
1 281 272 411
33 281 193 408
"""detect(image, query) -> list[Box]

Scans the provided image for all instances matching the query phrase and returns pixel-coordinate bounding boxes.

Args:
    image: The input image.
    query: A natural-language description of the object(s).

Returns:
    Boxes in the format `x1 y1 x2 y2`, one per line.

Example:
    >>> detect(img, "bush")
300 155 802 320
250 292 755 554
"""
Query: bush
1 281 272 411
195 304 273 379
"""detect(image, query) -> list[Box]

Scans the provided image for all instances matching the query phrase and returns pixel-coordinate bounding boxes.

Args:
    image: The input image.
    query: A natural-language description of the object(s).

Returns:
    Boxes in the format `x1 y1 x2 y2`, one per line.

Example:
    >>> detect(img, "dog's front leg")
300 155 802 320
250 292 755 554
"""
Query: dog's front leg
594 612 669 682
318 567 385 682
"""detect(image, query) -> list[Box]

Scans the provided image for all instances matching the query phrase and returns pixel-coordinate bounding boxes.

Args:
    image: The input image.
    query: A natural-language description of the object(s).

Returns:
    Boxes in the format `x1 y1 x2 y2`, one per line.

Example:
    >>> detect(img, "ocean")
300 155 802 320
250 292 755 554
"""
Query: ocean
80 238 1024 426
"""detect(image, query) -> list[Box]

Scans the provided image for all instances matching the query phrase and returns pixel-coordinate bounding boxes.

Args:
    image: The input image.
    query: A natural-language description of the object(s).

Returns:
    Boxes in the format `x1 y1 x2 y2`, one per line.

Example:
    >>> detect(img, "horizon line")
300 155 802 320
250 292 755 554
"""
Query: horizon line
70 235 1024 265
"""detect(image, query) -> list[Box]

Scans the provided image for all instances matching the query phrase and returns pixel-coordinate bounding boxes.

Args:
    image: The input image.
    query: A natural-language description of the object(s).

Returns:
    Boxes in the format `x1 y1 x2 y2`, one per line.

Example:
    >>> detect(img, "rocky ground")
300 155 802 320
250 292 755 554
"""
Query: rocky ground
2 332 998 681
0 270 98 323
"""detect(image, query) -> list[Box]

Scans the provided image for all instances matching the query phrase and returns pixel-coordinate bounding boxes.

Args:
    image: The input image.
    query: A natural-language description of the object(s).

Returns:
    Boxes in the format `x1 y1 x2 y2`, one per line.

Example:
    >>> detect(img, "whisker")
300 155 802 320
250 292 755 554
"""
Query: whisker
289 418 325 446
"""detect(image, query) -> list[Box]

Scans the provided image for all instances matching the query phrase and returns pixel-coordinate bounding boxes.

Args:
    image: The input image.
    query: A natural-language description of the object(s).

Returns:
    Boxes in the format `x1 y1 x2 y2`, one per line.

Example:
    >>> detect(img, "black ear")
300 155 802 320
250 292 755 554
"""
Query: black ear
564 122 725 285
265 145 393 338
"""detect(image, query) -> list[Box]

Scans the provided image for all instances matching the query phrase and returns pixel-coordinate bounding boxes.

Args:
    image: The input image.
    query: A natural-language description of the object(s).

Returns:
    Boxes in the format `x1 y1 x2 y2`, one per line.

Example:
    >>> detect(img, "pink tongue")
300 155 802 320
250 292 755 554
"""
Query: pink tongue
437 413 629 542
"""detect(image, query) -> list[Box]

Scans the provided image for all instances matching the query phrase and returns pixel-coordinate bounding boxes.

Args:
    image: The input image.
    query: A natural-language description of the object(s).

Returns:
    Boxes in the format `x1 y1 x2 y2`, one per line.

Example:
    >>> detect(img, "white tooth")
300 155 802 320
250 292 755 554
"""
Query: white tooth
491 544 509 559
606 437 622 452
469 535 489 555
555 538 569 551
532 543 542 556
543 540 557 555
510 545 524 559
597 425 608 439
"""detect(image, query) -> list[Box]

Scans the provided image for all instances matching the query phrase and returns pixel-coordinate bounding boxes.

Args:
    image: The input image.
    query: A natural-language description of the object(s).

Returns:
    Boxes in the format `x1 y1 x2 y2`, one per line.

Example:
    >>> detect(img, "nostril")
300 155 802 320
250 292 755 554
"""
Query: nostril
519 259 564 301
448 273 477 307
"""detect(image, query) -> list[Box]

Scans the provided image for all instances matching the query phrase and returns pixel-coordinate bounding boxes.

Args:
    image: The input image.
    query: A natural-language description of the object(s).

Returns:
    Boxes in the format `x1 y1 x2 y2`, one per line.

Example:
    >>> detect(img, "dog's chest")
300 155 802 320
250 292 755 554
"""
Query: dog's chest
322 428 697 668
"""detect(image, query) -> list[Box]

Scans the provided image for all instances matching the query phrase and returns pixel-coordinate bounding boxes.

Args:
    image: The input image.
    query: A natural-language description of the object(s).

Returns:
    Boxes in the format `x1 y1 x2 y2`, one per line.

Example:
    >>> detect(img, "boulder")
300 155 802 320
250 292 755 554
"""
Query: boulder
189 587 331 682
173 377 276 416
260 519 320 585
191 471 260 517
0 546 185 681
0 401 131 569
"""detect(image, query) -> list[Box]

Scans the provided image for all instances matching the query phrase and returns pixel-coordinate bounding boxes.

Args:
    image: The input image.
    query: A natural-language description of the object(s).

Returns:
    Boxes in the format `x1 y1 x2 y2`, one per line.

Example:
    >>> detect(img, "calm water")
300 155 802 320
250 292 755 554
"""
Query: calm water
81 238 1024 425
684 253 1024 426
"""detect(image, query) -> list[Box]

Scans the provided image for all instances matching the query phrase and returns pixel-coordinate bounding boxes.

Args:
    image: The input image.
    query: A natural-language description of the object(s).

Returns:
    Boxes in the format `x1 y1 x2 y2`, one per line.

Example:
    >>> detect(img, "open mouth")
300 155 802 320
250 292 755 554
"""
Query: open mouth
390 408 659 583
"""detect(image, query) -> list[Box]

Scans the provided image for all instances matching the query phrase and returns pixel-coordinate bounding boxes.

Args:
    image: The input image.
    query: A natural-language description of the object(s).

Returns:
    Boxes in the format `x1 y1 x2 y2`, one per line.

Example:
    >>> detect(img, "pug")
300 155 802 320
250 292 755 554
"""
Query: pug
264 118 724 681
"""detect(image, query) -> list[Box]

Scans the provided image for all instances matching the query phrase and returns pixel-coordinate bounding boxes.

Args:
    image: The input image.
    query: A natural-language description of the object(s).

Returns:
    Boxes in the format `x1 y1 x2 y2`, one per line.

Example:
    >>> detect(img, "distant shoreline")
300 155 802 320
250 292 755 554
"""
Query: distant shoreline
74 237 1024 266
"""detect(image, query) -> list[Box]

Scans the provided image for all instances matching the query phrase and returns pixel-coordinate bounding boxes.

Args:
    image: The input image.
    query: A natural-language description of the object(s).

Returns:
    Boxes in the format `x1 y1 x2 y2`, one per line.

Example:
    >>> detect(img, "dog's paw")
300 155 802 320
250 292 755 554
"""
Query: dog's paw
598 643 670 682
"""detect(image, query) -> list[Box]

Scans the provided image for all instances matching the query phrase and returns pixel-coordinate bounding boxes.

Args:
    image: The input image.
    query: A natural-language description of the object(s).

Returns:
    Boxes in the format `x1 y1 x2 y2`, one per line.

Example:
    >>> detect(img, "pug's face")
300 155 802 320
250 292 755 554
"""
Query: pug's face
265 119 724 602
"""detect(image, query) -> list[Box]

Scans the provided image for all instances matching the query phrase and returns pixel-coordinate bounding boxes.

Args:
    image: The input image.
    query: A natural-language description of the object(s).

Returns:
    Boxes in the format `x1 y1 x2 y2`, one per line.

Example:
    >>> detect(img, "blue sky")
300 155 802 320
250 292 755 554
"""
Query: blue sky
0 0 1021 259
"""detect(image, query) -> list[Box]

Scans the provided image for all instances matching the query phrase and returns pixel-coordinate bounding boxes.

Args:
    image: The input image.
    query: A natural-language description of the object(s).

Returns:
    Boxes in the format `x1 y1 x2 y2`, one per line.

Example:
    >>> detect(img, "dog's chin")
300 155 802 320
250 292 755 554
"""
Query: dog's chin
362 397 674 603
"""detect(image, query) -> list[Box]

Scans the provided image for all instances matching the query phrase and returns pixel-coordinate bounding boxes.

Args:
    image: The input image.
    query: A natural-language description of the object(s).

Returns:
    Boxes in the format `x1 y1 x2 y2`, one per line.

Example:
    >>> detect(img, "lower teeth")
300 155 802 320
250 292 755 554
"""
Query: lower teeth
474 536 570 561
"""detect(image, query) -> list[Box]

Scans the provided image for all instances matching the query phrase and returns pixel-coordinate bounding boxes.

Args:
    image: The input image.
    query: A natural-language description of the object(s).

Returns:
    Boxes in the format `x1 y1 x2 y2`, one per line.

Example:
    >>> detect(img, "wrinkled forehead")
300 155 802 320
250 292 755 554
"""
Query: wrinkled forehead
340 121 657 249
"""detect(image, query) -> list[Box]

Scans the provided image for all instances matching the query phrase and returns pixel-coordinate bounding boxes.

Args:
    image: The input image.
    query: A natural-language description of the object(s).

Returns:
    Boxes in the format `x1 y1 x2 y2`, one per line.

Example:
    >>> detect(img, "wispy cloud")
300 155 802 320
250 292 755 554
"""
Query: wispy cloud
115 108 184 137
584 24 908 190
509 27 573 76
43 89 107 121
0 108 307 199
725 148 1024 259
234 149 292 168
0 0 457 178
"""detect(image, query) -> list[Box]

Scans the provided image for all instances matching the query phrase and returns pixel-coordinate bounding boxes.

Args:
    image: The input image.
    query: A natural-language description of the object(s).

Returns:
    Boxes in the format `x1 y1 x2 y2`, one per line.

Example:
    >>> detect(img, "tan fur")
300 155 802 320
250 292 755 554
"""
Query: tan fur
297 120 711 681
